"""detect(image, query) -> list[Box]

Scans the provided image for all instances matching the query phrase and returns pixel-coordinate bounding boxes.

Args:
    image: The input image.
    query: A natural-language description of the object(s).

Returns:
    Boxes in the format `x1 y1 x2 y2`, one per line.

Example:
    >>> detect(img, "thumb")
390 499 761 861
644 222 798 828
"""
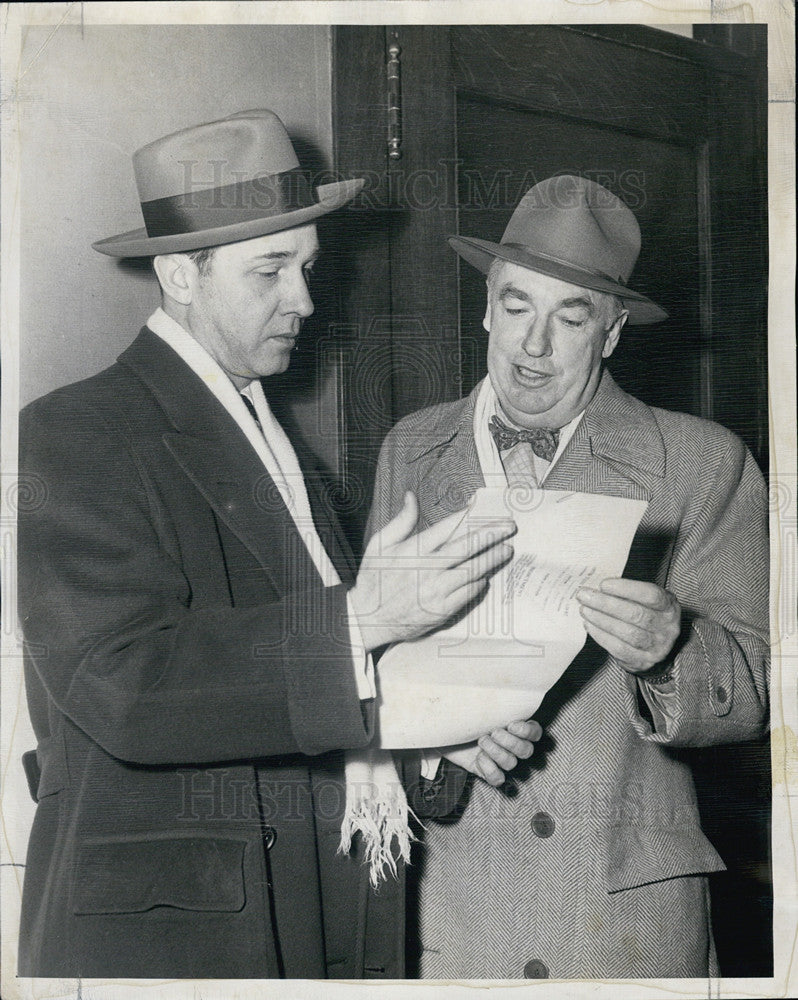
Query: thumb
369 491 418 551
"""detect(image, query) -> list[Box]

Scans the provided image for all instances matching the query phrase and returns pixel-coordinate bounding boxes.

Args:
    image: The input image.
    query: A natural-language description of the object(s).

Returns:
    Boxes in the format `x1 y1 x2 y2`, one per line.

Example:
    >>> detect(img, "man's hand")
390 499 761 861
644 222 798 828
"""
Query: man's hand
443 720 542 786
350 492 515 652
576 578 681 674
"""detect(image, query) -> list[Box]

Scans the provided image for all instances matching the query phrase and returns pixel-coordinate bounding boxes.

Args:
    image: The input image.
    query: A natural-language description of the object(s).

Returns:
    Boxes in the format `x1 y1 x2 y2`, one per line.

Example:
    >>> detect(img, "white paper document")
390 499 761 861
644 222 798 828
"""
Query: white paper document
376 488 648 748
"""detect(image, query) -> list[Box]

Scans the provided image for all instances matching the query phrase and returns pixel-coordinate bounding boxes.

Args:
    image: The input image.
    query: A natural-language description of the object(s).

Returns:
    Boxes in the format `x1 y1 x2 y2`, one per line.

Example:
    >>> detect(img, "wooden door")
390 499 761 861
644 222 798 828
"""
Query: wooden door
331 23 769 977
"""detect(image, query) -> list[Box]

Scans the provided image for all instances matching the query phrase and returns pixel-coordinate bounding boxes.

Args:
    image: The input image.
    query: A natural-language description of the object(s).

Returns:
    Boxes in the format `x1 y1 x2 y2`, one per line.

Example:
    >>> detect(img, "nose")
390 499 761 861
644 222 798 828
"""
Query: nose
521 314 553 357
283 270 314 319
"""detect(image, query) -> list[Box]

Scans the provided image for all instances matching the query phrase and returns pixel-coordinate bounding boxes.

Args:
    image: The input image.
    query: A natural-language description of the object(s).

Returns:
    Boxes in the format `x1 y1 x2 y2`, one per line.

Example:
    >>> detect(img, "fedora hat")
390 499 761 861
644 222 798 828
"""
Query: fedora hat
93 109 364 257
449 174 667 325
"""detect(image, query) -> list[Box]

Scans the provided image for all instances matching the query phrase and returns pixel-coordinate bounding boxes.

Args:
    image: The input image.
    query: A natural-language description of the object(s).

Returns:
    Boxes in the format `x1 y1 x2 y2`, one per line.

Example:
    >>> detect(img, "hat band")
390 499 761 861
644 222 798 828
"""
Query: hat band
500 242 627 287
140 167 317 239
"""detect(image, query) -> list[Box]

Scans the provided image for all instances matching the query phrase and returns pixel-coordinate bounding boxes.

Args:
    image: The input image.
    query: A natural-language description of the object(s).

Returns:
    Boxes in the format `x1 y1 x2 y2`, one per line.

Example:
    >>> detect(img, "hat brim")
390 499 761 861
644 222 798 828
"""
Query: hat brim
449 235 668 326
93 179 365 258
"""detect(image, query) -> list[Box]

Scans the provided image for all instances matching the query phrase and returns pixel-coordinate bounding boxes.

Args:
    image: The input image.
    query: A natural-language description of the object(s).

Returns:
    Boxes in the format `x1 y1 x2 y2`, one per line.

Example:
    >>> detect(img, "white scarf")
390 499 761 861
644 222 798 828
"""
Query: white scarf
146 309 408 886
242 378 411 887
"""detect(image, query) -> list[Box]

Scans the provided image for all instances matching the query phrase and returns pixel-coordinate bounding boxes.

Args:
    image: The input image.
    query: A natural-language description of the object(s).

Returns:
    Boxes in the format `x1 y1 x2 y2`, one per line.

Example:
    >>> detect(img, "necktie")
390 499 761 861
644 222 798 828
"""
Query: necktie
240 392 262 432
489 414 559 462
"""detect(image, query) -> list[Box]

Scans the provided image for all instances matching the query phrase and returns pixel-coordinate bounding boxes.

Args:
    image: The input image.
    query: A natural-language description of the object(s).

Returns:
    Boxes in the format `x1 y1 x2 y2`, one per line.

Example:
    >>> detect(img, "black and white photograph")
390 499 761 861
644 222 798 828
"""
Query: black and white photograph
0 3 795 998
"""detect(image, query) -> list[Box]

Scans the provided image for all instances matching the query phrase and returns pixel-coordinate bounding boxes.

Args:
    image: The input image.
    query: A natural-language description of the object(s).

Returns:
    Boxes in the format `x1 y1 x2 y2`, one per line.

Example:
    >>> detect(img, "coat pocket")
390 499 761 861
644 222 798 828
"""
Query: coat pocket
72 832 247 915
607 823 726 893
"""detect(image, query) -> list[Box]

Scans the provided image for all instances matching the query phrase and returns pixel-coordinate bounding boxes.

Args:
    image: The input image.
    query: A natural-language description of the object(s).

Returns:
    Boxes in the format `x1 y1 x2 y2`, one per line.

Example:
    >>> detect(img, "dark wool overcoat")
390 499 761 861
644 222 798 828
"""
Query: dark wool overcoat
367 370 770 980
17 327 414 979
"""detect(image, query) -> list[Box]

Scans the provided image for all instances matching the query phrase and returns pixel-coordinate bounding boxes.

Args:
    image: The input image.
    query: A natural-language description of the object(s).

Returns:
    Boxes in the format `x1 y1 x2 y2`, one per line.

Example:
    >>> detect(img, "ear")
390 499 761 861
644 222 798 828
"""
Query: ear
153 254 197 307
602 310 627 359
482 291 493 334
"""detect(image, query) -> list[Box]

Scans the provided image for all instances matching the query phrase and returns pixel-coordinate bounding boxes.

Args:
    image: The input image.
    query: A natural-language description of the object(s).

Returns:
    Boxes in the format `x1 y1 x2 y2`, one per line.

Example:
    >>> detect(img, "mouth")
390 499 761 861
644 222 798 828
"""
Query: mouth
272 334 297 347
513 364 553 386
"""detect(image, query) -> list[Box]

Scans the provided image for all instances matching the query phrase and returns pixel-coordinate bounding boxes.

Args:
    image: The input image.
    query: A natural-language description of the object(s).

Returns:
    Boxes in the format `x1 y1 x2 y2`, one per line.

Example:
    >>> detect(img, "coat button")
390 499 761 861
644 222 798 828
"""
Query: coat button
263 826 277 850
523 958 549 978
716 685 728 703
531 811 555 838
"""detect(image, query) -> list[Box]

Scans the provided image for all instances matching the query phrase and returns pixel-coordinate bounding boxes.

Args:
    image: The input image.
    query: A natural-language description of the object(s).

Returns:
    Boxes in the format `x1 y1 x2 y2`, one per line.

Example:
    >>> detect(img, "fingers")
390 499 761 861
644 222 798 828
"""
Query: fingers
441 578 490 618
448 721 543 788
595 577 674 610
506 718 543 742
417 514 516 562
473 742 510 787
433 540 513 615
411 506 474 553
578 600 656 650
487 726 537 759
581 618 657 672
476 734 517 770
581 615 677 673
577 587 664 630
473 754 505 786
576 583 680 671
370 491 418 549
451 539 514 584
438 521 517 567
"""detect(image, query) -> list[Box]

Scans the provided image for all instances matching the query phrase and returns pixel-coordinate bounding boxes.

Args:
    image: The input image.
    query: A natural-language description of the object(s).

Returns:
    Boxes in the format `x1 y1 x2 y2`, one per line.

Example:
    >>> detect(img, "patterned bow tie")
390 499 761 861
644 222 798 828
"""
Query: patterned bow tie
489 415 559 462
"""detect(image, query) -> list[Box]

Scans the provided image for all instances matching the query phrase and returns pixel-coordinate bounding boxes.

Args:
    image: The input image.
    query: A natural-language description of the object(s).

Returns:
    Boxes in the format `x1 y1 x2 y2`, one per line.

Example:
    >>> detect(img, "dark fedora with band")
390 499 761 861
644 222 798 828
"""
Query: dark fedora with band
449 174 667 325
93 109 364 257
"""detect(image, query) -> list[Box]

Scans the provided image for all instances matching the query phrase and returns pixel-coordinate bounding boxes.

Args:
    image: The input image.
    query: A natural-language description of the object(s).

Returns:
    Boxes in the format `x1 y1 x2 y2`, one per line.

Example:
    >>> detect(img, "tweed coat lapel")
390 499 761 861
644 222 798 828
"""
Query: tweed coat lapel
543 369 666 505
407 371 665 520
118 327 331 592
404 386 485 524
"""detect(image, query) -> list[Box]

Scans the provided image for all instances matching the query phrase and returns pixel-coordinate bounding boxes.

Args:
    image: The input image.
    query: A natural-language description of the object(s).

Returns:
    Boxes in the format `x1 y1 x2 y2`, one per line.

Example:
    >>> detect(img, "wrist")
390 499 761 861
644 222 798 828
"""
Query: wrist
347 584 393 653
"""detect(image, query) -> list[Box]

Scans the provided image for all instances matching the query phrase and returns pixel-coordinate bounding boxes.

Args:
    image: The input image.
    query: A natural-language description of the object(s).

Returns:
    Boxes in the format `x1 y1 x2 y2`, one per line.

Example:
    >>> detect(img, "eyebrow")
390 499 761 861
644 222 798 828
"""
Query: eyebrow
248 249 320 264
498 284 531 302
559 296 595 313
498 286 595 313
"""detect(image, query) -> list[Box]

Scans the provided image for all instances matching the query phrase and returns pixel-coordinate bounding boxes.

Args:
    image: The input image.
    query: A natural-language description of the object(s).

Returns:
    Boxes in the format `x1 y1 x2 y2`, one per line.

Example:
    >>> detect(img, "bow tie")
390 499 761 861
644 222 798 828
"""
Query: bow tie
489 415 559 462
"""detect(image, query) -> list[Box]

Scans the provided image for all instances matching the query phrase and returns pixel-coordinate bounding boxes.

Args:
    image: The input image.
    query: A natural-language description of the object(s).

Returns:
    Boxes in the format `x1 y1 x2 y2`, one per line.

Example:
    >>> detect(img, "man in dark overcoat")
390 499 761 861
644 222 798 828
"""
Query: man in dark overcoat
16 109 535 978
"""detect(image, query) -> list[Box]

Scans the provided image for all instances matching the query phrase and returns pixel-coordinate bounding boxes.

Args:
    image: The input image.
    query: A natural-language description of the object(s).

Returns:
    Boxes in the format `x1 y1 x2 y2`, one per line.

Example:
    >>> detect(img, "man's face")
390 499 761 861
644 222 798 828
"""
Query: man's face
184 223 319 385
484 262 626 429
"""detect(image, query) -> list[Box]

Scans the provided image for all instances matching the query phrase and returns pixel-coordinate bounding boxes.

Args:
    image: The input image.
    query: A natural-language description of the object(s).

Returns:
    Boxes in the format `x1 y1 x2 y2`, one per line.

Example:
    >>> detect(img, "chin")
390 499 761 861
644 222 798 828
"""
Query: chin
502 394 554 426
262 356 292 378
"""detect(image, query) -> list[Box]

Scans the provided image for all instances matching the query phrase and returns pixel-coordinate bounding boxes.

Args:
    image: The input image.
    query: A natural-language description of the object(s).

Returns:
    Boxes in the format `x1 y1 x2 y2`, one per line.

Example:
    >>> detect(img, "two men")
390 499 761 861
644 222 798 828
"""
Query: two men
369 175 770 978
16 110 535 978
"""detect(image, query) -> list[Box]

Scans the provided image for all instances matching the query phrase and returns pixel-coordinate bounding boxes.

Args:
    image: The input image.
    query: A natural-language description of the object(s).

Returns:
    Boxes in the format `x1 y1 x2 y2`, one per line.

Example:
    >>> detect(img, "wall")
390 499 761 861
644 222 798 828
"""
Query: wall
5 24 336 965
18 23 337 463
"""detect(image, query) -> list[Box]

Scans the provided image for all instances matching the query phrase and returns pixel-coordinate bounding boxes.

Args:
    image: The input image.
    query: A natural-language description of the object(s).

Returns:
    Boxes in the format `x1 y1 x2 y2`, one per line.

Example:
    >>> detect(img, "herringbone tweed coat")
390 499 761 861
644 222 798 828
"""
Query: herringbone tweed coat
368 369 769 980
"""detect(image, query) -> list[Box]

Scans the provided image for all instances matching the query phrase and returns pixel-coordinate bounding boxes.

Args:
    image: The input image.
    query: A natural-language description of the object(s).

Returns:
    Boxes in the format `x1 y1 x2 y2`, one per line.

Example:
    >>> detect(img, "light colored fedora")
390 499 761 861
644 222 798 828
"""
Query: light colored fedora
93 109 364 257
449 174 667 325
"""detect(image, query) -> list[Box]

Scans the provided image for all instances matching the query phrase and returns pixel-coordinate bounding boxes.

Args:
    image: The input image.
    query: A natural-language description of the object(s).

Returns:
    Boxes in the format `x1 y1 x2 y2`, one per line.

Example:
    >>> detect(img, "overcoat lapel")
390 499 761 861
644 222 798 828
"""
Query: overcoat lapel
119 328 327 592
298 455 358 584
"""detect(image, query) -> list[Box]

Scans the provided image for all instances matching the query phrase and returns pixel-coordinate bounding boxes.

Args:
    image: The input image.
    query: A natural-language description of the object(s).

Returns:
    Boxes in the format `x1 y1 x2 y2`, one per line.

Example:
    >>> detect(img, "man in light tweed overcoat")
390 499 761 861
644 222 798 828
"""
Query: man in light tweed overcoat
368 175 769 979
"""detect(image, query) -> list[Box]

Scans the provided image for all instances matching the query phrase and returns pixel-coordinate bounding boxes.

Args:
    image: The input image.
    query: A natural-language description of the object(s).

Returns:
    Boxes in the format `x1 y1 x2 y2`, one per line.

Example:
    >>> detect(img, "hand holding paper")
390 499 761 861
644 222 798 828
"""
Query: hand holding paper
446 719 543 786
349 491 515 652
577 577 681 673
376 487 648 748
